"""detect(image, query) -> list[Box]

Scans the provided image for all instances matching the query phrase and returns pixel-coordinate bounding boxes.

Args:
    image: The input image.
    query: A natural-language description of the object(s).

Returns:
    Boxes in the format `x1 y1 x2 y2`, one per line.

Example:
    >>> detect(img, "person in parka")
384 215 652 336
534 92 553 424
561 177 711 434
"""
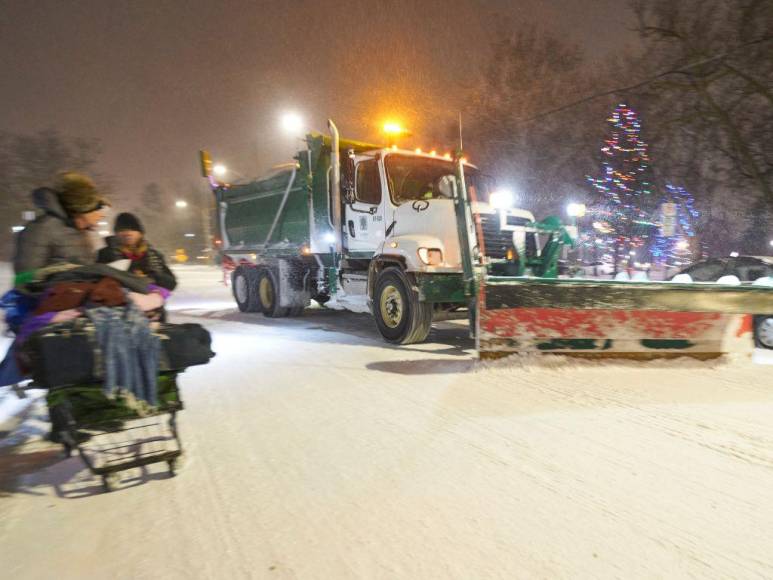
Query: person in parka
97 212 177 291
13 172 110 276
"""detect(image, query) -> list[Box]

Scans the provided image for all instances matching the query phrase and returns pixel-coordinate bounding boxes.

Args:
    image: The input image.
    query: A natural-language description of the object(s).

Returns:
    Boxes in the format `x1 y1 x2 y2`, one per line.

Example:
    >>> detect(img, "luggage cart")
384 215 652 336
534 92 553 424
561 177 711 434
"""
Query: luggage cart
46 373 184 492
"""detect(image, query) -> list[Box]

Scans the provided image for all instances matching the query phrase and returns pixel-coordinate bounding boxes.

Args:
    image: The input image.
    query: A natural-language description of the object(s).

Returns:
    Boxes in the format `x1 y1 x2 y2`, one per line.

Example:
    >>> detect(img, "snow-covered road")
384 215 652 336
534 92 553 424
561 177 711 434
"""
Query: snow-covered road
1 265 772 579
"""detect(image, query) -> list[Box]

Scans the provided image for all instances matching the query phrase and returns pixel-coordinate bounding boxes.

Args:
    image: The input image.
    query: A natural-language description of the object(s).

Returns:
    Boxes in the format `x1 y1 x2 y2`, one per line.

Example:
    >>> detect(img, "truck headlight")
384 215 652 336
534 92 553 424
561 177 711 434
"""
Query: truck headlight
418 248 443 266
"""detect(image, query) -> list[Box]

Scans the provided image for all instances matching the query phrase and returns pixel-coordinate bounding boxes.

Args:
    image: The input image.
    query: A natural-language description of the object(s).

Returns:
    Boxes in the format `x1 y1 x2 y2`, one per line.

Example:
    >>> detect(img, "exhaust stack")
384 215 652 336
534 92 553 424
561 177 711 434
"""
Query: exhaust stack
328 119 343 255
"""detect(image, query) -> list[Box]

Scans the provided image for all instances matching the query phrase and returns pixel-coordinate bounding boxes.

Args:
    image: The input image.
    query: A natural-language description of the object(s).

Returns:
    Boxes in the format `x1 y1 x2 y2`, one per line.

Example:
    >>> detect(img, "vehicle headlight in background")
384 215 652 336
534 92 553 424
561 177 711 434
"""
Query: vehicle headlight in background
418 248 443 266
489 189 514 210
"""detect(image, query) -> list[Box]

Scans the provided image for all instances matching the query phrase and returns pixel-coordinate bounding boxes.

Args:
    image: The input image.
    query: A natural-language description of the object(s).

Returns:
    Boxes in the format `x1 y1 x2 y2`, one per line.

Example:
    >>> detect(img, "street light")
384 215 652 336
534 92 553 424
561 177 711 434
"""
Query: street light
280 111 304 135
175 200 188 208
769 239 773 247
566 203 586 218
213 164 227 177
489 189 515 210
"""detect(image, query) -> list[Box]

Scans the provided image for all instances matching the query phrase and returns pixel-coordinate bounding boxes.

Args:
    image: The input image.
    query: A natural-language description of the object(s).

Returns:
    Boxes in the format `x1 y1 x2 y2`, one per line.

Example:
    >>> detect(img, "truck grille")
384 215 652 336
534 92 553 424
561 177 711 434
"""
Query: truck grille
477 213 513 259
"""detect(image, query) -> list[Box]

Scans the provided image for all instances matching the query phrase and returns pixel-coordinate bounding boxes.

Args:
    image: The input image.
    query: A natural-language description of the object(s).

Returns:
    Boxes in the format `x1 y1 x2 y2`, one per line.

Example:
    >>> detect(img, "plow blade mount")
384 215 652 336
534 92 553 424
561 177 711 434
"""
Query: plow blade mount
477 277 773 360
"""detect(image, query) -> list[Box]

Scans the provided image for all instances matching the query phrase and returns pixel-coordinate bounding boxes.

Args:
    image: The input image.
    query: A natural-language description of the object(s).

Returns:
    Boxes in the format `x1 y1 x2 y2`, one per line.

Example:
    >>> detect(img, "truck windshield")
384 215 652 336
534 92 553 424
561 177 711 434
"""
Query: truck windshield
385 155 489 204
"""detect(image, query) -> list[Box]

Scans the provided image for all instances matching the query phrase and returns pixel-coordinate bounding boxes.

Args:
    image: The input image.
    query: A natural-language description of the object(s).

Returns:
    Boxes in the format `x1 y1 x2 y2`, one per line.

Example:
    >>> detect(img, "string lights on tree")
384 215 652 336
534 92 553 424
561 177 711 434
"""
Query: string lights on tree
586 103 656 270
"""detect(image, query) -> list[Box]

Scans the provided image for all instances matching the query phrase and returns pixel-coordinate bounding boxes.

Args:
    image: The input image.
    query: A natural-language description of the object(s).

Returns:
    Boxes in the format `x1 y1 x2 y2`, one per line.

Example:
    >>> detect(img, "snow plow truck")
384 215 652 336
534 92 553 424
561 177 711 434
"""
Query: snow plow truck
201 120 773 359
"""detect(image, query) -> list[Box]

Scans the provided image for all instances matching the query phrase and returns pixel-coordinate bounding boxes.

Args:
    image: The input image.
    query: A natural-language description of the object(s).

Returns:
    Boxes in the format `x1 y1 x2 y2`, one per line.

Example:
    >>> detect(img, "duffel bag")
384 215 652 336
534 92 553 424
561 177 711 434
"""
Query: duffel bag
157 323 215 370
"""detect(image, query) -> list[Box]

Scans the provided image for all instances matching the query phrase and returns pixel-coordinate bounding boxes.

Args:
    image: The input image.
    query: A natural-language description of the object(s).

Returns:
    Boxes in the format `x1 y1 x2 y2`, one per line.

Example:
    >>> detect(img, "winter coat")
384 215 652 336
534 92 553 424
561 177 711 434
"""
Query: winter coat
13 188 96 275
97 236 177 291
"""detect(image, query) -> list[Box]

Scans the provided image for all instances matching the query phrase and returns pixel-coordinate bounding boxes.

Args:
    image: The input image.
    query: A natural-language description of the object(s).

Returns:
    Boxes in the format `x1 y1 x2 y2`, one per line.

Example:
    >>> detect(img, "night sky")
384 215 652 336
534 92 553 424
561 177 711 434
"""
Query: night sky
0 0 638 203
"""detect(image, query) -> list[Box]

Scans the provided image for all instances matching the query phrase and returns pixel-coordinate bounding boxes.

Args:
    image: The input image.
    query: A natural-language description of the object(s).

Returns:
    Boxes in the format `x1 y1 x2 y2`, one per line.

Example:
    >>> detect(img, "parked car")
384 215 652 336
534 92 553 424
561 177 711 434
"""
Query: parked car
580 260 615 277
671 256 773 349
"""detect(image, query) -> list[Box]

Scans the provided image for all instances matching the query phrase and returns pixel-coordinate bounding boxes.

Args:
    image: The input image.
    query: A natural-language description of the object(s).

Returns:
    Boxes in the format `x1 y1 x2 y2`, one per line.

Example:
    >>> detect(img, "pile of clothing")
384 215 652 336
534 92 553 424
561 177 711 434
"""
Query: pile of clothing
3 263 213 413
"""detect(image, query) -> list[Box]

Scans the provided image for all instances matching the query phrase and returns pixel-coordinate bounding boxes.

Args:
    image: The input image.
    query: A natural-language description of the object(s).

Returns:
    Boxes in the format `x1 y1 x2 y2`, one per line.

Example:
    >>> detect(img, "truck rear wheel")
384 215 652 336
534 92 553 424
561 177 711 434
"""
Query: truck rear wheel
232 267 261 312
256 269 289 318
373 267 432 344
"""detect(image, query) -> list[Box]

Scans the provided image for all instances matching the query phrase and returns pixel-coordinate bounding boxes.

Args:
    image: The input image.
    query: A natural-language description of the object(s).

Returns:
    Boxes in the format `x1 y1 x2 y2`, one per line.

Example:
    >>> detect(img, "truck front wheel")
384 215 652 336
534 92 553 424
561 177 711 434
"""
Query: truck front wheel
373 267 432 344
232 267 261 312
256 269 289 318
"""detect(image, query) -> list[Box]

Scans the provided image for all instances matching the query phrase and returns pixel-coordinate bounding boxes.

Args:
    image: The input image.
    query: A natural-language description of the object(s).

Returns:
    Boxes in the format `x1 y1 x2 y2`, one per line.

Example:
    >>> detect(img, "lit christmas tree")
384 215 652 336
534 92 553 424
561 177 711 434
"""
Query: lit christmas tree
586 104 656 271
651 184 700 266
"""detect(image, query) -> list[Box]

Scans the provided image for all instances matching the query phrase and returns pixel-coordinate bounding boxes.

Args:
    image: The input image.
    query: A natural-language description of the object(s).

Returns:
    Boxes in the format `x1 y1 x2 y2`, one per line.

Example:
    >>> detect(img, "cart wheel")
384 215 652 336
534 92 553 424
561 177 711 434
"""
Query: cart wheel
168 459 177 477
102 473 118 493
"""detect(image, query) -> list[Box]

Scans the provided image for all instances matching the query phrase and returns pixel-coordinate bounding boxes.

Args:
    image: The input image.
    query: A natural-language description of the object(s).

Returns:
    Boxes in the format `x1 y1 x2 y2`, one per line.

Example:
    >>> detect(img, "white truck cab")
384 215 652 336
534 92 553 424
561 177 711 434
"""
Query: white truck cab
342 148 535 273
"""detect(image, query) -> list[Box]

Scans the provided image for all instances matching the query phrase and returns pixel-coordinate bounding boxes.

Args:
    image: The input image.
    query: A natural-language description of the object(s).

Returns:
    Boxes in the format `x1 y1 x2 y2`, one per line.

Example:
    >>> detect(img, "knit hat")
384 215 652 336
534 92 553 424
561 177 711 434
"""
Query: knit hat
56 172 110 215
114 212 145 233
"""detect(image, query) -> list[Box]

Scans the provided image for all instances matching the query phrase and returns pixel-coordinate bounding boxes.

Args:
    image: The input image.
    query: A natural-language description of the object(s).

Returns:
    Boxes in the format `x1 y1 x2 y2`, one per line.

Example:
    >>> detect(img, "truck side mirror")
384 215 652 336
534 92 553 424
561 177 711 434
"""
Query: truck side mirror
342 150 356 203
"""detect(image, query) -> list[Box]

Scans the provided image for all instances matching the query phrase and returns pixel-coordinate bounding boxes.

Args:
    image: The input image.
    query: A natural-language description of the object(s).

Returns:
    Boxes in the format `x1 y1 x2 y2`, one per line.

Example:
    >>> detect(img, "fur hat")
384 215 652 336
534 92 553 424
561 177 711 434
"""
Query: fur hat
114 212 145 233
56 172 110 215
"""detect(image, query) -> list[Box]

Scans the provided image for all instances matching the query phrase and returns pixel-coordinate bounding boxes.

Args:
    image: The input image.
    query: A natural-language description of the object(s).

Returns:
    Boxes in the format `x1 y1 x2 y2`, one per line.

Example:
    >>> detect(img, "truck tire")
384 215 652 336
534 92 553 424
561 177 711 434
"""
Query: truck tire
232 267 261 312
256 269 289 318
373 267 433 344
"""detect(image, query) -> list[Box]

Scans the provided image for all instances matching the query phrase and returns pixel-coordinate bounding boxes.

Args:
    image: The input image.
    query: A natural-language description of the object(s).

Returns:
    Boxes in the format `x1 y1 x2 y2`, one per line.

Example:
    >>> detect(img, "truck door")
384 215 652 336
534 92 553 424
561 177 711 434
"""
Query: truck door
344 158 385 254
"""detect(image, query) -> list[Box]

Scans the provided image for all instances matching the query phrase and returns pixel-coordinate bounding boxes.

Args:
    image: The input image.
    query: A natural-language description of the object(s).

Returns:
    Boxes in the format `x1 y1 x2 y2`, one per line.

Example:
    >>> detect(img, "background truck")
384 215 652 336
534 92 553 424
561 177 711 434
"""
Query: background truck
202 121 773 358
202 121 552 344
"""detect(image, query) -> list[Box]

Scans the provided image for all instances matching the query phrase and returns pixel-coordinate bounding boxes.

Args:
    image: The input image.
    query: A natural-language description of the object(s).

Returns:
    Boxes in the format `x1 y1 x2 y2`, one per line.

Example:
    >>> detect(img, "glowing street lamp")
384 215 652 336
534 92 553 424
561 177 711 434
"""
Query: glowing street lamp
489 189 515 210
566 203 586 218
213 164 227 177
175 200 188 208
280 111 304 135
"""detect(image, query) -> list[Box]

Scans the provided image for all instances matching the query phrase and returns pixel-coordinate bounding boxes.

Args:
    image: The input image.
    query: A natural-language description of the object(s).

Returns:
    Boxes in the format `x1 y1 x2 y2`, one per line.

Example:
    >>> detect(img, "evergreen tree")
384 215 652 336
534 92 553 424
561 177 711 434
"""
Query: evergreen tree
586 104 656 271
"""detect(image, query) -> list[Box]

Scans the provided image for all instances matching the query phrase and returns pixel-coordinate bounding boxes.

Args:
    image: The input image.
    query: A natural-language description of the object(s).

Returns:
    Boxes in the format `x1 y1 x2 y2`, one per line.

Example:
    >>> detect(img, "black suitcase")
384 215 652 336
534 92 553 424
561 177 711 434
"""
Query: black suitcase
21 324 96 388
